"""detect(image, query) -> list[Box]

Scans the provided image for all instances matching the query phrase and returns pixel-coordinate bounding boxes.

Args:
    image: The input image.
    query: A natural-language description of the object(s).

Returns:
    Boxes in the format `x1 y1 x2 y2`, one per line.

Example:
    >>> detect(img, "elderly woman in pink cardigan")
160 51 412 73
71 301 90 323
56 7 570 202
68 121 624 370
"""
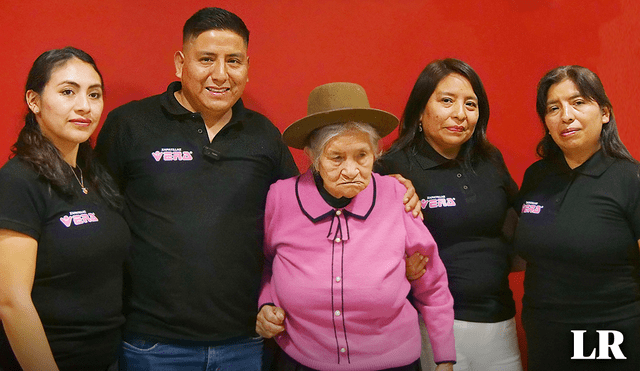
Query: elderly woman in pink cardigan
257 82 455 371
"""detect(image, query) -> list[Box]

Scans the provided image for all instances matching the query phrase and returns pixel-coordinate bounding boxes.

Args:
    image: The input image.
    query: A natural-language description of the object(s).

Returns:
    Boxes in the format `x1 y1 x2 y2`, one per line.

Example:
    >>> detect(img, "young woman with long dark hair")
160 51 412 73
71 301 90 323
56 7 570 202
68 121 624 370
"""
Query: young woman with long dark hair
0 47 129 371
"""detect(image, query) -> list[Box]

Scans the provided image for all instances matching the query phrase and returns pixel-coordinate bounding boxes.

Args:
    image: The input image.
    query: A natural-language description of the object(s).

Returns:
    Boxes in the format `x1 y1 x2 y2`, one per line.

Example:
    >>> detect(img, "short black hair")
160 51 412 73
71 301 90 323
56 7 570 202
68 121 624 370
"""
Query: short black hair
183 7 249 46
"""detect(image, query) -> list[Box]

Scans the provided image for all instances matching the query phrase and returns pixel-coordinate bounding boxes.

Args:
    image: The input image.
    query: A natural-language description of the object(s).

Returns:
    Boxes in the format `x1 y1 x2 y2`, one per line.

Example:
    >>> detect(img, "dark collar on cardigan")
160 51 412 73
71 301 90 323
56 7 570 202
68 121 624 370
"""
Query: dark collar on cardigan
295 170 377 223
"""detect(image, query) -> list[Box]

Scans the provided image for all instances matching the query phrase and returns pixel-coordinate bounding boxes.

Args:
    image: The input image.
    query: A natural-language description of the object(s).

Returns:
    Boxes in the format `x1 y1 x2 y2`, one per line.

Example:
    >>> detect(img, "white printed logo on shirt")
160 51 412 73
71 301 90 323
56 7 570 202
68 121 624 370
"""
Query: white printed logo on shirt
521 201 544 214
60 210 99 228
421 195 456 209
151 148 193 162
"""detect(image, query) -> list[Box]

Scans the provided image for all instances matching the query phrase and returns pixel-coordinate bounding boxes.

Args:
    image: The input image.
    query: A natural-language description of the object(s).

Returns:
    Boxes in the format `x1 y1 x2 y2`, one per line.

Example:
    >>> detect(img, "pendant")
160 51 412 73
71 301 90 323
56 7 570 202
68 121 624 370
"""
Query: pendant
82 187 89 194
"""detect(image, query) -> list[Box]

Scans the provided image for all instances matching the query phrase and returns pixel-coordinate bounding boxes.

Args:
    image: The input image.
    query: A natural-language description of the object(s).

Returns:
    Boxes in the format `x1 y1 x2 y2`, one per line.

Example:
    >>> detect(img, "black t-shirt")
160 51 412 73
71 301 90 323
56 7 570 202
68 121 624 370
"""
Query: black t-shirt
0 157 130 370
514 150 640 323
376 138 517 322
95 82 299 342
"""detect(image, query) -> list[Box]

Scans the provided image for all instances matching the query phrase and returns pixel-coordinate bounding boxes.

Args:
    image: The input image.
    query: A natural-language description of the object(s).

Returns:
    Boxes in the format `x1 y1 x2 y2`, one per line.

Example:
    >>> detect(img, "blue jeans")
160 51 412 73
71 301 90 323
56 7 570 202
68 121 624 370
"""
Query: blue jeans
119 334 263 371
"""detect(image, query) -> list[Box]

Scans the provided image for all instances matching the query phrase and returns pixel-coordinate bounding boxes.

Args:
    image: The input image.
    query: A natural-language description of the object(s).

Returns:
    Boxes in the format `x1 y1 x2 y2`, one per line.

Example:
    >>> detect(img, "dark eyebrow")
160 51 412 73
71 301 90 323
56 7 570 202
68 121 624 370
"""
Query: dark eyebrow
57 81 80 88
57 81 103 90
546 93 583 105
438 91 478 100
197 52 246 58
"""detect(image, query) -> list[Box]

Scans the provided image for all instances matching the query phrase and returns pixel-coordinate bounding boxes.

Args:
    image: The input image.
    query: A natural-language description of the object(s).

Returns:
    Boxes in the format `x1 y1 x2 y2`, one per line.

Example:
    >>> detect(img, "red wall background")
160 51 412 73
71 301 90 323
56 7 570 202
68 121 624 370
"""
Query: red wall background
2 1 639 369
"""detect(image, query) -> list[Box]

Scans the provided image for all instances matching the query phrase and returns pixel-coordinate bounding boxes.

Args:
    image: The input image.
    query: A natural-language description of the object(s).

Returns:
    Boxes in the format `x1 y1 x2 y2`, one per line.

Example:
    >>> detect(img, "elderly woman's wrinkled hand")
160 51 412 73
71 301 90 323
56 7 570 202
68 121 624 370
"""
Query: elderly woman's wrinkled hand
256 305 286 338
388 174 423 220
405 252 428 281
435 362 455 371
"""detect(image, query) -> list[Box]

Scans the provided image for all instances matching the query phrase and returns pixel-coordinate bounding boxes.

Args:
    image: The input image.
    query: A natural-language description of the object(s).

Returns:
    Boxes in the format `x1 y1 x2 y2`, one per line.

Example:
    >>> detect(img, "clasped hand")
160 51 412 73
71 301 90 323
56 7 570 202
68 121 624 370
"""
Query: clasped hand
256 305 286 338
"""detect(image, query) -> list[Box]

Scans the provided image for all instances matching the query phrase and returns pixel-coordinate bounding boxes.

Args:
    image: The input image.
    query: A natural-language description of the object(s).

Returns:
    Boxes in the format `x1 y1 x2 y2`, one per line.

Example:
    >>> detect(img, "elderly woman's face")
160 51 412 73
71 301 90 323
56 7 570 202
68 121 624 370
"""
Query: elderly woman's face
317 130 375 199
544 78 610 159
420 73 478 159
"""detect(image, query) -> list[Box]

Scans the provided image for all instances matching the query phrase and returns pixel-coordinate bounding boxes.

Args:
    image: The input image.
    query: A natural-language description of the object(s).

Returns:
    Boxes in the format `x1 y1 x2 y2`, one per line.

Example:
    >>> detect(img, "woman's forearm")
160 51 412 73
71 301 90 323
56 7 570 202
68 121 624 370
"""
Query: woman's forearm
0 230 57 370
0 299 59 371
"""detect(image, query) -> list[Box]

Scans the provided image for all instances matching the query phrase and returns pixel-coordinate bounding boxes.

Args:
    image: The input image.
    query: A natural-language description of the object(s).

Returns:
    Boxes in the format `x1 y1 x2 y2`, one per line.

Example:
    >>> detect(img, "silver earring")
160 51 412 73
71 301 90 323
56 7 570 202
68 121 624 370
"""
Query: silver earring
33 107 39 114
418 125 423 132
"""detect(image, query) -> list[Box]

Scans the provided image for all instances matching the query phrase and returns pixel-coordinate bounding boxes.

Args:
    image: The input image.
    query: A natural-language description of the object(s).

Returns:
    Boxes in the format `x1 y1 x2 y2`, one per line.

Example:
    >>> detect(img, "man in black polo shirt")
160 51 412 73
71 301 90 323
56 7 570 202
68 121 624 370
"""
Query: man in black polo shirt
95 7 298 370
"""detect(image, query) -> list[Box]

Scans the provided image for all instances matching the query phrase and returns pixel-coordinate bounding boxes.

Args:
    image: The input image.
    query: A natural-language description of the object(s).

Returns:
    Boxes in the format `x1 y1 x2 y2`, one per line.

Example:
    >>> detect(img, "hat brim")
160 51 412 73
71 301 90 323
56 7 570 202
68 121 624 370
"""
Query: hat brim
283 108 399 149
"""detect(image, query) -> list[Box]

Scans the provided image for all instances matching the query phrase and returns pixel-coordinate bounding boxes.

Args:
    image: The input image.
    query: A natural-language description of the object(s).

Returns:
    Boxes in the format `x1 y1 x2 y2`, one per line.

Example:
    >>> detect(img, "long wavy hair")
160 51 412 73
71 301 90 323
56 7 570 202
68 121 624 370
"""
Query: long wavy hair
12 47 122 209
385 58 498 169
535 65 636 163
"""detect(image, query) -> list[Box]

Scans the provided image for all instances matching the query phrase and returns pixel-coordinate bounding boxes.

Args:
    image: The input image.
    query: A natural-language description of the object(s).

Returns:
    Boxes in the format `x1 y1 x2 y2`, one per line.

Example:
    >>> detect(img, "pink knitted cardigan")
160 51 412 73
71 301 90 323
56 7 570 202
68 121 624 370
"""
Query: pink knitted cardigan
259 171 455 370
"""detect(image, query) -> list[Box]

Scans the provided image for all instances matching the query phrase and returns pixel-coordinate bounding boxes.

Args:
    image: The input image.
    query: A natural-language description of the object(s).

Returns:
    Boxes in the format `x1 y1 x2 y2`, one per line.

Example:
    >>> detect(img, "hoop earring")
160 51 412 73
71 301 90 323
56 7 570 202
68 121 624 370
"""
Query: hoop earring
418 125 423 132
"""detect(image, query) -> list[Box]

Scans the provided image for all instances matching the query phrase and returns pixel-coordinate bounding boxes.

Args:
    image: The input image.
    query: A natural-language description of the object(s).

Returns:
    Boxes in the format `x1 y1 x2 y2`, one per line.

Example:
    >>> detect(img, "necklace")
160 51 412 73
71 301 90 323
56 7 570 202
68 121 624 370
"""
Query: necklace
70 165 88 194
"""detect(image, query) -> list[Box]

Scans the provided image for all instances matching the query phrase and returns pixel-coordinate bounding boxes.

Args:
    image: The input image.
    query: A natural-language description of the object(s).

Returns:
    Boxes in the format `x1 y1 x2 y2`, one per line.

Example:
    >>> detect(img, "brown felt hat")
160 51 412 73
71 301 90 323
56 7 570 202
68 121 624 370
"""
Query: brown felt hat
282 82 399 149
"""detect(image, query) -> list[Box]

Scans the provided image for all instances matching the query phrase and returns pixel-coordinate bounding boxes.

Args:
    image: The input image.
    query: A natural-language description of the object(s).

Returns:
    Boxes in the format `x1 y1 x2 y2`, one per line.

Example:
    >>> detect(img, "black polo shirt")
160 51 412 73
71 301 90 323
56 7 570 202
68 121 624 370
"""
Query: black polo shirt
95 82 299 342
376 138 517 322
514 150 640 323
0 158 130 369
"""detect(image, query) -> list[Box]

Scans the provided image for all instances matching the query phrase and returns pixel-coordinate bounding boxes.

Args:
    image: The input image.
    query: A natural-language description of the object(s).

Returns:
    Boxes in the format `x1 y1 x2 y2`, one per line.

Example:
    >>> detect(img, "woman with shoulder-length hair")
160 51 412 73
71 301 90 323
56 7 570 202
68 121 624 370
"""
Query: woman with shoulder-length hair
377 58 522 371
383 58 495 167
0 47 130 371
514 65 640 370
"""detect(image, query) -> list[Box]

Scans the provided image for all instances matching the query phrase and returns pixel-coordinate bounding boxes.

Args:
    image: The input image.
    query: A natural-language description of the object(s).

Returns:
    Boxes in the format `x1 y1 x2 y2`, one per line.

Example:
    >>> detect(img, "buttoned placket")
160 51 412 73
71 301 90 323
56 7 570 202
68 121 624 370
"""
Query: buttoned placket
180 112 210 147
549 171 578 217
295 172 377 364
454 166 477 203
328 208 351 364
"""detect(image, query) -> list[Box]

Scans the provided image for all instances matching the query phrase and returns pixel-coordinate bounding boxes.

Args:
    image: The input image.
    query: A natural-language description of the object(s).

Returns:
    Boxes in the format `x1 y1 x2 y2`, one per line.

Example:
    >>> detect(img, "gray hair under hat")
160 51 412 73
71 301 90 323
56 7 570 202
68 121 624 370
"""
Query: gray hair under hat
282 82 399 149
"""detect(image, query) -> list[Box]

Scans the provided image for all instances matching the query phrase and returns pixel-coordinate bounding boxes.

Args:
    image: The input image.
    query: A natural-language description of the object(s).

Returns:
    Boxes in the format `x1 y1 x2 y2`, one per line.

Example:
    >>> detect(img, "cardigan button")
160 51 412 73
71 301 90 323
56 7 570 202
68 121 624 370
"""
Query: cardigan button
335 237 341 243
335 310 341 316
335 210 342 216
336 276 341 282
340 347 346 353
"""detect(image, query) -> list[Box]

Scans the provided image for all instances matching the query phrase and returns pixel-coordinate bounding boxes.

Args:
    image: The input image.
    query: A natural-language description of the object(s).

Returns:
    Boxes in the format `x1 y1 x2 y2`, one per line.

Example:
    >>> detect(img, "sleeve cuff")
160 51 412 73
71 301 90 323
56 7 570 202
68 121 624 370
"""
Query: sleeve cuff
258 302 275 312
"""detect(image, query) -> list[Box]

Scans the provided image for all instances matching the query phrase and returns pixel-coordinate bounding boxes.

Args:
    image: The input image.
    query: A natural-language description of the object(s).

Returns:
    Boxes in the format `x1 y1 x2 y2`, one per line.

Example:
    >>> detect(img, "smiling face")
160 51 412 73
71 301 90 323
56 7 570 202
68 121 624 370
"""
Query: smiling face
420 73 479 159
317 130 375 199
544 79 610 164
26 58 103 156
174 29 249 120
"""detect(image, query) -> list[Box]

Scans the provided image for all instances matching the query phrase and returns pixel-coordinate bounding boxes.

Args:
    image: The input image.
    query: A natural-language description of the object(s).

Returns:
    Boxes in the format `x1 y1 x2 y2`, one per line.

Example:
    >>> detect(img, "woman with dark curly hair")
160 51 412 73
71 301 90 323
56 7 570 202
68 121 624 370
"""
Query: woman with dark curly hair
0 47 130 371
514 65 640 370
